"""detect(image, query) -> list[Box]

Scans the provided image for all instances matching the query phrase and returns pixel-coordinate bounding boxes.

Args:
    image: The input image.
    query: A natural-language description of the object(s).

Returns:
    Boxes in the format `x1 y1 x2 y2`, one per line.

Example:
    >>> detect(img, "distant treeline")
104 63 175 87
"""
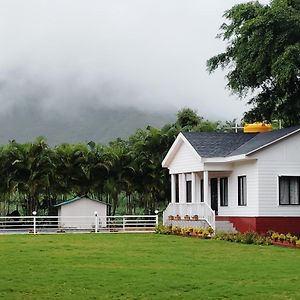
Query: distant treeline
0 109 238 216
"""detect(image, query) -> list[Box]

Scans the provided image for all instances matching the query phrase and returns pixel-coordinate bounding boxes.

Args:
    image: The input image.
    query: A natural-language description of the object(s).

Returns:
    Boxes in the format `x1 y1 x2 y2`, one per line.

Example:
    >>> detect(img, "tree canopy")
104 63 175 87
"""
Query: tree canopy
0 109 231 216
207 0 300 126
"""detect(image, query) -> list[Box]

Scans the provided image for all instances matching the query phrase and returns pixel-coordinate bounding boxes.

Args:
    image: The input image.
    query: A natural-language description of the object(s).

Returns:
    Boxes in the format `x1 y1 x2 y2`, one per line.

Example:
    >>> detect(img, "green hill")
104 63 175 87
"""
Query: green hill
0 106 175 145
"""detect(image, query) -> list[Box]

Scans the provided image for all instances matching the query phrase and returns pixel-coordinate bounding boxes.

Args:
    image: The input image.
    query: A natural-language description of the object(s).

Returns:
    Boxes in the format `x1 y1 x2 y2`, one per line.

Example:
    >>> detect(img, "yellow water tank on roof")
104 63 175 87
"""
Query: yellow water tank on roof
244 122 272 133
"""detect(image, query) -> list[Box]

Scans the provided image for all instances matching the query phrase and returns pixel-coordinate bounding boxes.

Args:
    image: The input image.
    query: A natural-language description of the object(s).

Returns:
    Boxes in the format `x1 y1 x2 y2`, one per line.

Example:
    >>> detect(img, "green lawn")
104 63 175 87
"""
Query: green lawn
0 234 300 300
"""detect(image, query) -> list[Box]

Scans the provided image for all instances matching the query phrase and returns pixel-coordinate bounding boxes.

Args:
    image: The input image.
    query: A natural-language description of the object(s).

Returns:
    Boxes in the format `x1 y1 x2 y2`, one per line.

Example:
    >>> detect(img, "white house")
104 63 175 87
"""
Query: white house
162 126 300 234
54 196 108 229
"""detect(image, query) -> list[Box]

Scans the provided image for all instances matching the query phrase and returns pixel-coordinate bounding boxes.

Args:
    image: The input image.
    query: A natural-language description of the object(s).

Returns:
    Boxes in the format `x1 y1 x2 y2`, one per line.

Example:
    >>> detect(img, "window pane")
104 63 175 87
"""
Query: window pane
220 177 228 206
242 177 247 205
290 177 299 204
279 177 289 204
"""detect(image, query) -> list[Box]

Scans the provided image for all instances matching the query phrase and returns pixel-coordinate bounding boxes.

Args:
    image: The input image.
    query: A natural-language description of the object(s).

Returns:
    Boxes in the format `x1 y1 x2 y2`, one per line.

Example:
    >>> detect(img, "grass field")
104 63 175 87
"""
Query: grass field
0 233 300 300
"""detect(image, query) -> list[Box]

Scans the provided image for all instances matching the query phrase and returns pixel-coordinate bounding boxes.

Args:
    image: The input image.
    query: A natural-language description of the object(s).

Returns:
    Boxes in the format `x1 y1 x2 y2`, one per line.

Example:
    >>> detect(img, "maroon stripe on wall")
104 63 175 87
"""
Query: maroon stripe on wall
216 216 300 235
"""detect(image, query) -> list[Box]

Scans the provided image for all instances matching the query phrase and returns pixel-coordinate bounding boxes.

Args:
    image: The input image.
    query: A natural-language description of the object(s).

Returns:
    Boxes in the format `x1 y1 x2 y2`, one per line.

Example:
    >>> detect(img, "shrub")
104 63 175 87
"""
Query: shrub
285 233 292 243
254 235 272 245
271 232 280 241
233 233 243 243
207 226 214 234
290 236 298 244
242 231 258 244
270 231 299 245
172 226 181 235
155 224 172 235
279 233 286 242
212 231 271 246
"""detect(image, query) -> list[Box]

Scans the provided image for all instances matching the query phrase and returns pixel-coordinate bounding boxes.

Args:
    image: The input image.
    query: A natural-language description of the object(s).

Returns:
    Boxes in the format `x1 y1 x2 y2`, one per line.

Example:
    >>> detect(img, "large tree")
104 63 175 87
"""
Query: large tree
207 0 300 126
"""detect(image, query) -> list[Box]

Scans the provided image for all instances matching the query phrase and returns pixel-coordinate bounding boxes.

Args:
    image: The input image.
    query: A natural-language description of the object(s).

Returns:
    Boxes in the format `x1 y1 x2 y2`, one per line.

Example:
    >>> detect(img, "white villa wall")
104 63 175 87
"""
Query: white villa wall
59 198 107 228
217 160 259 217
169 141 203 174
252 132 300 216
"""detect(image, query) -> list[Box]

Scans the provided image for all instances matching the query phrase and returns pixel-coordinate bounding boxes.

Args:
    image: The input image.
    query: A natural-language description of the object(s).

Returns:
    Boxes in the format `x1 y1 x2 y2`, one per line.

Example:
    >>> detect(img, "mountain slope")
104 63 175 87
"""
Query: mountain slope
0 106 175 145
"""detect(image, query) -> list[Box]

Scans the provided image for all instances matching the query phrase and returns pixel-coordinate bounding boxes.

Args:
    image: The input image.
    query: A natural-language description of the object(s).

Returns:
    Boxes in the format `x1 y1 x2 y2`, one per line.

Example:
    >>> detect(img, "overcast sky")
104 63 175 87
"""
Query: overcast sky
0 0 269 120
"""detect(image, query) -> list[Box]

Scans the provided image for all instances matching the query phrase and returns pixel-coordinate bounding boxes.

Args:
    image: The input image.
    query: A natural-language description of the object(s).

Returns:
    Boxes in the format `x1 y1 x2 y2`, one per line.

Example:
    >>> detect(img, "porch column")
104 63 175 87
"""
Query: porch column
171 174 176 203
191 172 196 203
203 170 210 206
179 173 186 203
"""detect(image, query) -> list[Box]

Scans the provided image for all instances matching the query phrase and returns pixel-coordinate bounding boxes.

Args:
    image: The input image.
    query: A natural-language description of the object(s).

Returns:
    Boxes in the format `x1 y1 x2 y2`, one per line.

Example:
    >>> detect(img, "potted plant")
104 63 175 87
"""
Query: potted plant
191 215 199 221
184 215 190 221
174 215 181 221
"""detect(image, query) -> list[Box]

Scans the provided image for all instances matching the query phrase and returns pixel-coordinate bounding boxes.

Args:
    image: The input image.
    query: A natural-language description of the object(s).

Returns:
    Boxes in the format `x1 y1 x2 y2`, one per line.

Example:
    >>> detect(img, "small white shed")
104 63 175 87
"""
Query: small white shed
54 196 108 229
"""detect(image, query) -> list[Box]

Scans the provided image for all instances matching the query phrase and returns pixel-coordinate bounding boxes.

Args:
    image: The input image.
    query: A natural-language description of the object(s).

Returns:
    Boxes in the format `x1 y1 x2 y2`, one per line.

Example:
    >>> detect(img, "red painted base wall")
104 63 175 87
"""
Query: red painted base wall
216 216 300 235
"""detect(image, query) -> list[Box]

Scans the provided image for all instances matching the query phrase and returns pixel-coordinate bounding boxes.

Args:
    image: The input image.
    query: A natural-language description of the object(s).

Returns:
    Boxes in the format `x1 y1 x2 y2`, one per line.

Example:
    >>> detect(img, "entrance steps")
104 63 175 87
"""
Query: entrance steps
215 220 237 233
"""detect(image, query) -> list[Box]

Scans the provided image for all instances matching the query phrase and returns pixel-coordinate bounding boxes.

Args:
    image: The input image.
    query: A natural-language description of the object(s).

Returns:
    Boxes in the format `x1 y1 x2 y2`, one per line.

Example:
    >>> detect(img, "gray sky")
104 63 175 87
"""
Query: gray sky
0 0 269 120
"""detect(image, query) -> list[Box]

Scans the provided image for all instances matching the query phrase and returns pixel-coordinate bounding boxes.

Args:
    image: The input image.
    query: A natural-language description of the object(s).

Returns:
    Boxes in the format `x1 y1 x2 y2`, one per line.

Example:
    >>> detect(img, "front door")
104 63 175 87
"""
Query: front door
210 178 218 215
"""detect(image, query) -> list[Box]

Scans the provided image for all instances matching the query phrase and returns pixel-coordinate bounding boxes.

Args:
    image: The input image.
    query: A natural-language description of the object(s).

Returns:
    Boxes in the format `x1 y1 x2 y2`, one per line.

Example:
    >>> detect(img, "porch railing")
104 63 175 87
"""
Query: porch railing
162 203 215 230
0 215 158 234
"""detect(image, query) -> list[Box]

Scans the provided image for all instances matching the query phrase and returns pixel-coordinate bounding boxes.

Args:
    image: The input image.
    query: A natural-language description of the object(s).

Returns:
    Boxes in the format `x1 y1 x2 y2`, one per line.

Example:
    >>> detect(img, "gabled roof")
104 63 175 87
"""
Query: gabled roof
183 125 300 158
162 132 202 167
183 132 256 158
53 196 108 207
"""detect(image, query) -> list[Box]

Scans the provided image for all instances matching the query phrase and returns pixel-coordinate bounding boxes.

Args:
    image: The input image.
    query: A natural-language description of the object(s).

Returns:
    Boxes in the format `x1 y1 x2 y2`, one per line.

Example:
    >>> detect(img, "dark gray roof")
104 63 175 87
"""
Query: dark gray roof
183 126 300 158
230 126 300 156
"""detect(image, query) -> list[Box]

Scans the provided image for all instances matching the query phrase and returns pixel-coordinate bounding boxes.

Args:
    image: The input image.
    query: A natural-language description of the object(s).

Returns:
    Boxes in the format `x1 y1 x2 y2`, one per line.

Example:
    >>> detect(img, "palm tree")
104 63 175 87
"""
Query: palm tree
5 138 55 214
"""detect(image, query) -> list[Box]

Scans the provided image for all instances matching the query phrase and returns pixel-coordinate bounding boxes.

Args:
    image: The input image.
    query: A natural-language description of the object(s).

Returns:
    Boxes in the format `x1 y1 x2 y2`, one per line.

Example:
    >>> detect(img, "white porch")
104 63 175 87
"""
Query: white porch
163 171 230 230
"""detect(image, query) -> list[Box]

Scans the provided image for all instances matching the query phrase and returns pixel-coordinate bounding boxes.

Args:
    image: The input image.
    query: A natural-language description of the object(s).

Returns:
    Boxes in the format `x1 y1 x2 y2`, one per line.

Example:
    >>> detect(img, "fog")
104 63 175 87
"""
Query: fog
0 0 270 120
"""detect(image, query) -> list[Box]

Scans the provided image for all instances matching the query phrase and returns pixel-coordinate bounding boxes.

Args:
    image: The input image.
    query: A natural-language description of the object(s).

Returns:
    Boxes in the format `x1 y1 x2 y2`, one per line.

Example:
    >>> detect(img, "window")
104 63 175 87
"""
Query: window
186 180 192 203
220 177 228 206
238 176 247 206
175 174 179 203
200 179 204 202
279 176 300 205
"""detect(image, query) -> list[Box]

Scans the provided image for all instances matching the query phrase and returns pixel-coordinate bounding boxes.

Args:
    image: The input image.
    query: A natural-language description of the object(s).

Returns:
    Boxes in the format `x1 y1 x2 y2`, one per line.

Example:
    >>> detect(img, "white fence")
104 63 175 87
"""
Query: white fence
0 215 158 234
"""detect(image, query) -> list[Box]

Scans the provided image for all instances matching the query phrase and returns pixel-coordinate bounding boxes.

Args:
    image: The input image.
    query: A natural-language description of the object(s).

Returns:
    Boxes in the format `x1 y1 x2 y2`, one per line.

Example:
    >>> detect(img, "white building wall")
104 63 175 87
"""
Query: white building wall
168 141 203 174
253 133 300 216
60 198 107 228
218 160 259 217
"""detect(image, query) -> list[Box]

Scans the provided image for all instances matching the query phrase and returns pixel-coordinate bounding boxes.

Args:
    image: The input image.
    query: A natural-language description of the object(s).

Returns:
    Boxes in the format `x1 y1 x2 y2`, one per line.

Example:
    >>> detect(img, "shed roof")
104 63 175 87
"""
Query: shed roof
183 126 300 158
53 196 108 207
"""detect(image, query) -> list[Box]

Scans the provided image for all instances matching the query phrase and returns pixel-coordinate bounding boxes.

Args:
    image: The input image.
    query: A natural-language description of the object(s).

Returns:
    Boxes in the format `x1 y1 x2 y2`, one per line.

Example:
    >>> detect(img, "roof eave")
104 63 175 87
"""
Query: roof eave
203 154 250 163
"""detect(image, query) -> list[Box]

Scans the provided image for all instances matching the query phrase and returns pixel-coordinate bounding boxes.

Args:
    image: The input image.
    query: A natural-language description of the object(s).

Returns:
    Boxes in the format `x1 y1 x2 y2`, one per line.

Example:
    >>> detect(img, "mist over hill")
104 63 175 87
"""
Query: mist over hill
0 105 175 145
